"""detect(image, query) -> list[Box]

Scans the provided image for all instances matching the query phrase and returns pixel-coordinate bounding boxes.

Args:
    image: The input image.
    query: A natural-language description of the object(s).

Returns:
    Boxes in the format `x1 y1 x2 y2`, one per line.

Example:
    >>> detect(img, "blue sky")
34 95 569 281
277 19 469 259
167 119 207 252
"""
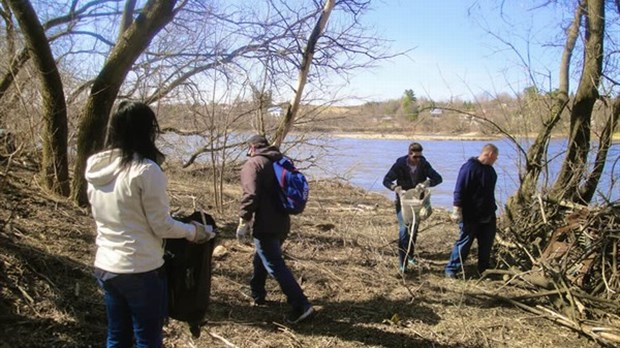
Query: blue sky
341 0 566 103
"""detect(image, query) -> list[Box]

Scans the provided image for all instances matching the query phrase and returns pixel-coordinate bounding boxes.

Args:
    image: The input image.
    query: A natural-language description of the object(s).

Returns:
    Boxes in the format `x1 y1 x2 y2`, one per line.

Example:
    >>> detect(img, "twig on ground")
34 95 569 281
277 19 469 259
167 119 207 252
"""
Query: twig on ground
208 331 238 347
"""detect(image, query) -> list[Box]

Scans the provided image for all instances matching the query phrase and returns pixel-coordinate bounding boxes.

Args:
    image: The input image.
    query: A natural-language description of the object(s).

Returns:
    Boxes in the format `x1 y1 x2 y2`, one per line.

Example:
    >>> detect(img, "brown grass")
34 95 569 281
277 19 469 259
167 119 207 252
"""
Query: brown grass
0 162 601 347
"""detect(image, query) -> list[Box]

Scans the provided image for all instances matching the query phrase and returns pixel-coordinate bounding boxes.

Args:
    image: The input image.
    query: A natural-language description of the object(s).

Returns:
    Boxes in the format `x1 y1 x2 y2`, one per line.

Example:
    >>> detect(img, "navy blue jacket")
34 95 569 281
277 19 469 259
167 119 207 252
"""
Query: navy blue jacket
383 155 442 212
453 157 497 222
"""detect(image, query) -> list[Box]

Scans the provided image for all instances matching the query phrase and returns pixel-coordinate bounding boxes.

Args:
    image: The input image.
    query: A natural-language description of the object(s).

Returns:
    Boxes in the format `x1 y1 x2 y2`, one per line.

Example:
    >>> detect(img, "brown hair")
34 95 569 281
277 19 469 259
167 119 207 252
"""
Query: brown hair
409 142 423 153
481 143 498 155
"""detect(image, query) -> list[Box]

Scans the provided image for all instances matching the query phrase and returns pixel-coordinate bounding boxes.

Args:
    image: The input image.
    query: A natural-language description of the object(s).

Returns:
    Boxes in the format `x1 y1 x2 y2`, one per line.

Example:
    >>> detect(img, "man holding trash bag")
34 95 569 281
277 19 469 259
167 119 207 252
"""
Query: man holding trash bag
383 142 442 274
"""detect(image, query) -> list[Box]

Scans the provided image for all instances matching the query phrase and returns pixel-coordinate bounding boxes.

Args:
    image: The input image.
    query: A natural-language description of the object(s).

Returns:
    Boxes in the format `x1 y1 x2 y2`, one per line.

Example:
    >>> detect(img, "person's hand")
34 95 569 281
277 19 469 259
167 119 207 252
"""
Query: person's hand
189 221 215 243
416 178 431 189
450 206 463 223
394 186 403 195
236 218 252 243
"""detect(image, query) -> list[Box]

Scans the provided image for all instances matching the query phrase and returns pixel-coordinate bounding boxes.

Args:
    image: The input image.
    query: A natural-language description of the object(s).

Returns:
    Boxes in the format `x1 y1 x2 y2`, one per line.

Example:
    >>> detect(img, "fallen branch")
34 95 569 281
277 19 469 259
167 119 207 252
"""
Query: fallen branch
474 290 620 346
208 331 238 348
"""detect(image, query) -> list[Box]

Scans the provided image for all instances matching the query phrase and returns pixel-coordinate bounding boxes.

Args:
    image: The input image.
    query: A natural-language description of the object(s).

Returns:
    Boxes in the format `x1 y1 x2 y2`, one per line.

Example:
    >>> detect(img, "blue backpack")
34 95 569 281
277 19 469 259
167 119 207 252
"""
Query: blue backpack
272 157 309 214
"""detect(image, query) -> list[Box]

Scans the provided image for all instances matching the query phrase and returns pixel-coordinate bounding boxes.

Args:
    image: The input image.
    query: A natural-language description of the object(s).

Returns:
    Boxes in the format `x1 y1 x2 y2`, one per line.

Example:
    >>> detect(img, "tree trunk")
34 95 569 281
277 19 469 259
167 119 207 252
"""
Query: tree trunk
7 0 69 196
551 0 604 204
70 0 178 205
505 1 582 222
578 95 620 202
273 0 335 148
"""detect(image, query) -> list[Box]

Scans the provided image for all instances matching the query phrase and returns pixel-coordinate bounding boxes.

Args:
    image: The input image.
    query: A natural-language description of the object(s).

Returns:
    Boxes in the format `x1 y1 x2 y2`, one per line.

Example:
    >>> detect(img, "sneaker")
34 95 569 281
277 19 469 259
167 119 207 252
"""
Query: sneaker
408 258 417 266
445 272 456 279
285 305 314 324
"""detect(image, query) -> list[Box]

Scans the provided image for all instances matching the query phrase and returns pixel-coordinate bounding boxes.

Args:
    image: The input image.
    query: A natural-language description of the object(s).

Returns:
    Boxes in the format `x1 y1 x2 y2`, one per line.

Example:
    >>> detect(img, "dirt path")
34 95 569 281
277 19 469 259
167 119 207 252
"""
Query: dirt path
0 168 601 347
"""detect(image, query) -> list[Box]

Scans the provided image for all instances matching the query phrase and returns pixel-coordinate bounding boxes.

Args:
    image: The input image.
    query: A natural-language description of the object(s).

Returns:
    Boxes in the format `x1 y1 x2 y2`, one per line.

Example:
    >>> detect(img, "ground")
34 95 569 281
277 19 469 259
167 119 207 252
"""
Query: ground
0 162 602 347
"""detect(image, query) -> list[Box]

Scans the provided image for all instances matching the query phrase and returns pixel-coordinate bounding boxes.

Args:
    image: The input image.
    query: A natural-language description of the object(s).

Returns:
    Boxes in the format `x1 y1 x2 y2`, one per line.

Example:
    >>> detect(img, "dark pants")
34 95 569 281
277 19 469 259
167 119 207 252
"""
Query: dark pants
445 219 496 276
397 210 419 270
96 268 167 348
250 237 310 311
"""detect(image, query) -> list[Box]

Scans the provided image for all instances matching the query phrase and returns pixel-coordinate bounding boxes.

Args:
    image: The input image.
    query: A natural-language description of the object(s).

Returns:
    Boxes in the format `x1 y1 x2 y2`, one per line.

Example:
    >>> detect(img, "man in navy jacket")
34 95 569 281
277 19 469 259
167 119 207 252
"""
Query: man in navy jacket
383 142 442 274
445 143 499 279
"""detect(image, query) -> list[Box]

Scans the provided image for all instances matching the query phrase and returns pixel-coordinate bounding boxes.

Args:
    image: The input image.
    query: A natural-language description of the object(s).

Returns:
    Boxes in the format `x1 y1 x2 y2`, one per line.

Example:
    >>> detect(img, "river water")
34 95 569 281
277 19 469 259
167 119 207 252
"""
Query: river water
163 134 619 212
289 136 619 212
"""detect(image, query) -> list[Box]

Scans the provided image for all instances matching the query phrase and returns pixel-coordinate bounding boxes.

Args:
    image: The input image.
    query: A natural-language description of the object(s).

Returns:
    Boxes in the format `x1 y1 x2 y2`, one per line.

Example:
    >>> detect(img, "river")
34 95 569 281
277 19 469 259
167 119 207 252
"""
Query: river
163 134 619 212
288 136 619 212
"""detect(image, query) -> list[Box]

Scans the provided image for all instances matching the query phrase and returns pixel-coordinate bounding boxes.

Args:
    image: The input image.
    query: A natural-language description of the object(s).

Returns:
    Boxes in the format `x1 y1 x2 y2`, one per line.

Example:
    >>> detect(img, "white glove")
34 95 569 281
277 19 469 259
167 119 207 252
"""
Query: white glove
417 178 431 189
236 218 252 243
450 206 463 223
391 184 402 195
188 221 215 244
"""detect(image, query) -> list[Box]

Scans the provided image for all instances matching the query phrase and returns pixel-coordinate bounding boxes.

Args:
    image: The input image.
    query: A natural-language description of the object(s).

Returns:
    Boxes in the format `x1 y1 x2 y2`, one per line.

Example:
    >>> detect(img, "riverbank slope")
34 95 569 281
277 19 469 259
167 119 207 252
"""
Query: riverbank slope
0 163 600 347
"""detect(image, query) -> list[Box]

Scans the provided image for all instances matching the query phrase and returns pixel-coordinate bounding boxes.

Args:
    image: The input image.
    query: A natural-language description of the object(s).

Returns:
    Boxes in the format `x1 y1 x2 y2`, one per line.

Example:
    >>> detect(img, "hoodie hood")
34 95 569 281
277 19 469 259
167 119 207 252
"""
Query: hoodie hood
85 149 124 187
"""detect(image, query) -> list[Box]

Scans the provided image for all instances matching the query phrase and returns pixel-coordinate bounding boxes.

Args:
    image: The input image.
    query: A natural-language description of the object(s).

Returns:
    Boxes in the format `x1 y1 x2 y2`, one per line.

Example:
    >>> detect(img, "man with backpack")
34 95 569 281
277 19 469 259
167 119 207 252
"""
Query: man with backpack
236 134 314 324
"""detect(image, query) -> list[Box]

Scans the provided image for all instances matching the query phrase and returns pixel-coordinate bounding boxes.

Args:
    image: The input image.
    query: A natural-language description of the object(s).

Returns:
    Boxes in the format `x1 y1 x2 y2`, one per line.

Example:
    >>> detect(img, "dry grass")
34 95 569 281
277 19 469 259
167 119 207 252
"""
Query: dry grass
0 163 602 347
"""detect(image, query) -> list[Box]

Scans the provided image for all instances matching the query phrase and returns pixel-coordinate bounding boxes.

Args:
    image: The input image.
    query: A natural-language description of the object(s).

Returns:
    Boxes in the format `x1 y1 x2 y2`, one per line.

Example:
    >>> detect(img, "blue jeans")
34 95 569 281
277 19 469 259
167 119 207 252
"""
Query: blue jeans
250 238 310 311
96 268 167 348
397 210 419 270
445 219 496 275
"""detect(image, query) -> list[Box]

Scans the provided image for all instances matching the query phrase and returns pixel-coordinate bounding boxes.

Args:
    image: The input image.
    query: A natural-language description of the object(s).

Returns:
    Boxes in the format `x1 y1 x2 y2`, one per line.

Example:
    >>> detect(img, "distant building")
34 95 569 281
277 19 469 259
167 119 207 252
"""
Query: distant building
430 108 443 116
268 106 283 117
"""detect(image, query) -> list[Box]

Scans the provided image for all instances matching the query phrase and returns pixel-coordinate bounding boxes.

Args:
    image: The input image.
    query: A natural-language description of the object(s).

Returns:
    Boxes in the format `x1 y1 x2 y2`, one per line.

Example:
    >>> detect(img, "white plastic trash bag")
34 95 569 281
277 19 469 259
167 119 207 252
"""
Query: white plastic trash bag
399 185 432 226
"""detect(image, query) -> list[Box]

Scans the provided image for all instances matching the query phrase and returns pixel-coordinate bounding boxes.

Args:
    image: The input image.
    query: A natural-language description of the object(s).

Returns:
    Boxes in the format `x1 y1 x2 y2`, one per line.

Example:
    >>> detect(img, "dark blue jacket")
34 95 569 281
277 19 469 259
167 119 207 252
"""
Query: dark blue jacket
453 157 497 222
383 155 442 212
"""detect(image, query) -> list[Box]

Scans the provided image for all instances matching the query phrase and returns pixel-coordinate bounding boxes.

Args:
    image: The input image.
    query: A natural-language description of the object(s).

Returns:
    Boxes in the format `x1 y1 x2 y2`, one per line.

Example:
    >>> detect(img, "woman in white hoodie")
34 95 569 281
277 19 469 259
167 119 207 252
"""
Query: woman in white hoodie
85 101 213 348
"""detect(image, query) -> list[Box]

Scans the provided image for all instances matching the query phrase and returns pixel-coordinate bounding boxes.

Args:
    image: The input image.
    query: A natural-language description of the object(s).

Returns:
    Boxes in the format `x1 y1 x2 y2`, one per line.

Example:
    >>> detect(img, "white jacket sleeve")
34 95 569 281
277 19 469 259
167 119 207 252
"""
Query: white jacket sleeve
139 163 194 239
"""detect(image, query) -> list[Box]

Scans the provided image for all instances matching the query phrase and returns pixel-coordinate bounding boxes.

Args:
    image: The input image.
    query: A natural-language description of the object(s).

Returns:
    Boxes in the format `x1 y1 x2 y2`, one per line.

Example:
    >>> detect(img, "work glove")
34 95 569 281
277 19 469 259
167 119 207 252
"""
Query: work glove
450 206 463 223
236 218 252 243
416 178 431 189
390 183 402 195
188 221 215 244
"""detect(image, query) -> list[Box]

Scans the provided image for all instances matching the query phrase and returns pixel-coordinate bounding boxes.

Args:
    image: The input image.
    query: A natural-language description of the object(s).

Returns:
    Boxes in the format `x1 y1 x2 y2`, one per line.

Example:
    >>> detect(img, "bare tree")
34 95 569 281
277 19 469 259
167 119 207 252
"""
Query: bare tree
505 1 583 218
6 0 69 195
70 0 179 204
2 0 393 206
0 0 124 103
550 0 607 204
273 0 335 147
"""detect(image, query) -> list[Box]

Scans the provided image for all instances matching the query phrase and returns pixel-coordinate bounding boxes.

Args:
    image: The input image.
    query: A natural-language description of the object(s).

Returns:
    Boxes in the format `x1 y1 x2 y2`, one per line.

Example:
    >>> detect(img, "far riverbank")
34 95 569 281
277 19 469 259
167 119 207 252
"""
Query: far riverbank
327 131 498 141
318 131 620 142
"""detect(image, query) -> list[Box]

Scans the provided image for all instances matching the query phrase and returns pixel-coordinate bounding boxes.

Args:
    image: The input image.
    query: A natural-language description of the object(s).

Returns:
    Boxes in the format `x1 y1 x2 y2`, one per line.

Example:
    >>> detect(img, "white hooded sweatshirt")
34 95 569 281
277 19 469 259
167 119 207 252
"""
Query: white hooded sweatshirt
85 149 195 273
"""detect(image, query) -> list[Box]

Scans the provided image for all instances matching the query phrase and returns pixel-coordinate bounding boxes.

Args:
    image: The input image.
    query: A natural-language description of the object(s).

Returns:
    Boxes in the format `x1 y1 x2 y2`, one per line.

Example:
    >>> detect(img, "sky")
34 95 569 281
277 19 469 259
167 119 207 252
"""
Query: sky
340 0 567 104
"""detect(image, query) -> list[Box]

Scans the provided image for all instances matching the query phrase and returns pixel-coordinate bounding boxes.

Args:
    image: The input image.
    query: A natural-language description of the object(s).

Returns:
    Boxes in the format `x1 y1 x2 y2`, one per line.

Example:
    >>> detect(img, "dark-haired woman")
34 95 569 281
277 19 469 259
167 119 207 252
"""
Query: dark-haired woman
85 101 213 347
